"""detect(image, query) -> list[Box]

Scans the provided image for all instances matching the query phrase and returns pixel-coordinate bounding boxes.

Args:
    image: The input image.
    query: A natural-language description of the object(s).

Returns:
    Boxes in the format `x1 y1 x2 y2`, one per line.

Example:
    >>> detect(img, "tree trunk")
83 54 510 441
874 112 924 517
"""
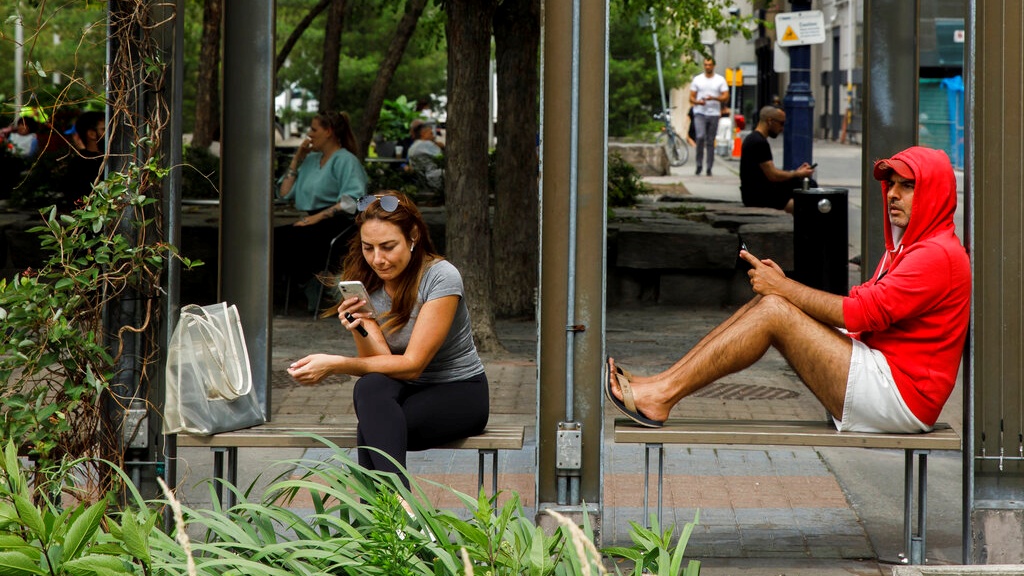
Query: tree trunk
492 0 540 318
445 0 503 353
355 0 429 159
192 0 222 149
319 0 347 112
275 0 333 75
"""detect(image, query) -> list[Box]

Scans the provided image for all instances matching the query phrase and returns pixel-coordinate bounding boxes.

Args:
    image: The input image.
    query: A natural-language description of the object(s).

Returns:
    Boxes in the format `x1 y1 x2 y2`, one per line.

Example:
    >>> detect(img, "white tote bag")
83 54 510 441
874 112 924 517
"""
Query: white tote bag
163 302 265 435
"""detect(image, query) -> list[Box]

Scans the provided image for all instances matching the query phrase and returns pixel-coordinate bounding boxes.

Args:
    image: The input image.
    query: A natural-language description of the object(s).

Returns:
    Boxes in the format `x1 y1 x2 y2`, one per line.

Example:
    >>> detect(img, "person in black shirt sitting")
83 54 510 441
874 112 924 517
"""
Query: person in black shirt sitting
739 106 816 213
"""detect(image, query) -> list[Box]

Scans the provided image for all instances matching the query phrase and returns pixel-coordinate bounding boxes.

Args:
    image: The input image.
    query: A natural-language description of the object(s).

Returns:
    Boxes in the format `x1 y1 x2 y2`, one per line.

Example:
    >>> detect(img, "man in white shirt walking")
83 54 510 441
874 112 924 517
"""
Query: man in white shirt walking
689 58 729 177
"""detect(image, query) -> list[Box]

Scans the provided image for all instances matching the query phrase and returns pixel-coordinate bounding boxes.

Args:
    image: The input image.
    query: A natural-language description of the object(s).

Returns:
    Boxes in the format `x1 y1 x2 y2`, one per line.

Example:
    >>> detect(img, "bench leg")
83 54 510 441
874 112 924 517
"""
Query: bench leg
211 447 239 508
642 443 665 529
478 449 498 497
903 449 929 564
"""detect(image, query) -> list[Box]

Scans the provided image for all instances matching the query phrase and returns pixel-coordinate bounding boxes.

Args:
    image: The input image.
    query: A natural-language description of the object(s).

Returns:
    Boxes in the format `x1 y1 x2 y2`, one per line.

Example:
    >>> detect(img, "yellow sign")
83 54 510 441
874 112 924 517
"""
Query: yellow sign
782 26 799 43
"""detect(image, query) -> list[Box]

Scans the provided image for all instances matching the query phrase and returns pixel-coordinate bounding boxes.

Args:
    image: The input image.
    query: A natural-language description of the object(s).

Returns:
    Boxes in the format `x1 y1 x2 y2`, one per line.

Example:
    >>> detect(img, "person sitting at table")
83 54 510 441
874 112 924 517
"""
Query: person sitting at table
5 115 40 158
59 111 106 211
407 122 444 192
286 191 489 491
276 111 368 310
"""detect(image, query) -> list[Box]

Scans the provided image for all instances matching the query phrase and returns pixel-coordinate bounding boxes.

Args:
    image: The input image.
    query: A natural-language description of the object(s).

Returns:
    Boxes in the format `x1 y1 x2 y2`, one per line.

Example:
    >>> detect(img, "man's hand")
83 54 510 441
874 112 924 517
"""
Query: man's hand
794 162 815 179
740 250 789 297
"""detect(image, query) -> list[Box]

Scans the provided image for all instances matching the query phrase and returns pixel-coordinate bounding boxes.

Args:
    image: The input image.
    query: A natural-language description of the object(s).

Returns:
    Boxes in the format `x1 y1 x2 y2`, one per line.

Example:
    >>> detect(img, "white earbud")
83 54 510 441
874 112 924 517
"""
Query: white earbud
410 241 415 253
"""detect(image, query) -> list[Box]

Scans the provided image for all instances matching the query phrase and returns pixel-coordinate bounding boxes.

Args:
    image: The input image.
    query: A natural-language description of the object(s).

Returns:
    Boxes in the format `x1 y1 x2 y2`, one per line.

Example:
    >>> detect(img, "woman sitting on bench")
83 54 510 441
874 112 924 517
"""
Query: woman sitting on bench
286 191 489 489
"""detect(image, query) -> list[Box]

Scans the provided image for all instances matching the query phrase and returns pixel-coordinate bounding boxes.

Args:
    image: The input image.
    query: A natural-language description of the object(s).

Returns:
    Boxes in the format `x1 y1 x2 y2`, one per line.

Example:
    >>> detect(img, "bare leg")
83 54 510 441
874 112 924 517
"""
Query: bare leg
610 295 852 422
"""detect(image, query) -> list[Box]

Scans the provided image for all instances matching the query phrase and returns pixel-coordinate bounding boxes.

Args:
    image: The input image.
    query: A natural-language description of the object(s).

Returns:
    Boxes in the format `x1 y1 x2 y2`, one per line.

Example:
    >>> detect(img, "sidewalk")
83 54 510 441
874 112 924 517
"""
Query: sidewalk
173 140 965 575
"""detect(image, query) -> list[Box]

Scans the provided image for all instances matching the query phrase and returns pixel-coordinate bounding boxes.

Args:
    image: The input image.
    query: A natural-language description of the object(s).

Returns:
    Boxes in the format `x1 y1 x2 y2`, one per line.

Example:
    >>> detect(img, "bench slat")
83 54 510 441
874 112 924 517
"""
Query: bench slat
614 418 961 451
176 425 525 451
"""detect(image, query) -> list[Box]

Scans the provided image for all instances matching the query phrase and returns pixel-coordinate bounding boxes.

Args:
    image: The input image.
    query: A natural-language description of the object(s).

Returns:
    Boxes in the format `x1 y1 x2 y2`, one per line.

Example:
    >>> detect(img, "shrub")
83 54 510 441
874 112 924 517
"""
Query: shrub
0 438 701 576
0 157 198 492
607 152 651 208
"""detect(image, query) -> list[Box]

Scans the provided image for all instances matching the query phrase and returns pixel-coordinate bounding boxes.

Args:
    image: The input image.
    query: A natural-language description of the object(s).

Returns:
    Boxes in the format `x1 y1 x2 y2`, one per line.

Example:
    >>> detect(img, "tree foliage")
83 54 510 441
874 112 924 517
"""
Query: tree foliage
609 0 755 138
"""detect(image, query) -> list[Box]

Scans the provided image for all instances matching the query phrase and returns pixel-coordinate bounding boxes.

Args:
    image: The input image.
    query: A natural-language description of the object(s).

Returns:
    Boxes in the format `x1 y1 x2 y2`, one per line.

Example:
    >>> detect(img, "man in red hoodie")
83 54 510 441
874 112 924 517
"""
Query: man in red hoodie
607 146 970 432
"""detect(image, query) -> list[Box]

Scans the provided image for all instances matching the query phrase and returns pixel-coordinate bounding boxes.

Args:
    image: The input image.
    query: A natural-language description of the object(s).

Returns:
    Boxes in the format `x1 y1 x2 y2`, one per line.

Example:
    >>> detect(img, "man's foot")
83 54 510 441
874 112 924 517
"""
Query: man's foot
695 166 702 176
604 357 664 428
706 169 712 177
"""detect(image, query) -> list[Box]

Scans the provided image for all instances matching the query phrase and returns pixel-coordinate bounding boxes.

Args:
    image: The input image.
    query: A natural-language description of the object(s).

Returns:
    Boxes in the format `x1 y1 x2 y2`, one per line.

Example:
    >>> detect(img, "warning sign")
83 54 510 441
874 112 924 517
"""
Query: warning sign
775 10 827 47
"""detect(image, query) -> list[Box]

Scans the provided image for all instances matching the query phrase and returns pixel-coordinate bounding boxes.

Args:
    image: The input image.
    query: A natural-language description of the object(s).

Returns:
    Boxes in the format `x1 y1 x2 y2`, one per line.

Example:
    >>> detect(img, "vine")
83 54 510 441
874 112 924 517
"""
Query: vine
0 1 192 500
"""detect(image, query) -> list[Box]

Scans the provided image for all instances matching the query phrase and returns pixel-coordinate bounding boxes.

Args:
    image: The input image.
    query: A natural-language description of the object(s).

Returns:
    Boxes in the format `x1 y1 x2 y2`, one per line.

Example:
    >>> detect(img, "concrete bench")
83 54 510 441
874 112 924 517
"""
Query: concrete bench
613 418 961 564
177 423 525 506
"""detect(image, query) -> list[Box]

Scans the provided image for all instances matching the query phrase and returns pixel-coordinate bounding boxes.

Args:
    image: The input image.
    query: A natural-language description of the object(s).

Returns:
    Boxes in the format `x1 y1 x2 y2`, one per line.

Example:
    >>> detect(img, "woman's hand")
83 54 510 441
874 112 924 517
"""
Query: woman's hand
294 137 314 163
287 354 341 385
294 212 323 227
338 297 367 333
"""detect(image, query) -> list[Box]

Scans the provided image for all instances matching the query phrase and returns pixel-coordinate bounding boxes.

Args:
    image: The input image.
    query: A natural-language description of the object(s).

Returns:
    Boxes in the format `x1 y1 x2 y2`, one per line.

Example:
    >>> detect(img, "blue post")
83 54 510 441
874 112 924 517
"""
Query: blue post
782 0 814 170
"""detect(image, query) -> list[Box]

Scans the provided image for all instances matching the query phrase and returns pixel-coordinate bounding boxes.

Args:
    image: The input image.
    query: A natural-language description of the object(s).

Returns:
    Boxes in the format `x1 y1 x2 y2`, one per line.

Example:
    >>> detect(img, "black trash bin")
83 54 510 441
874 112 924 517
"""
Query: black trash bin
792 187 848 296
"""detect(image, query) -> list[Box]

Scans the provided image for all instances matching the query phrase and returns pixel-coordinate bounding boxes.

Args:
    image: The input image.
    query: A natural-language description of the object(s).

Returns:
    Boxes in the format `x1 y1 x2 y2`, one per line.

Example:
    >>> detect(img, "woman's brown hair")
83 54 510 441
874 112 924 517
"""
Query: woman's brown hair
331 191 440 333
314 111 358 156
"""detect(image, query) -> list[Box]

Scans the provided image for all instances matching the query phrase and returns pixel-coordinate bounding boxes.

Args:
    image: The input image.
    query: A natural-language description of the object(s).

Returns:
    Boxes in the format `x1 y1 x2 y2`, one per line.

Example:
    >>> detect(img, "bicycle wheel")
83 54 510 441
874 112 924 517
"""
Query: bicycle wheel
657 131 688 167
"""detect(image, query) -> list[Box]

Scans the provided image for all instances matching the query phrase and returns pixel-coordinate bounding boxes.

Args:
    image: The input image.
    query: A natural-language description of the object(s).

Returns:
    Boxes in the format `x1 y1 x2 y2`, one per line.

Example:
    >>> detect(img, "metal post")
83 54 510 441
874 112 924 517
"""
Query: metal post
647 11 669 118
538 0 607 526
782 0 815 170
221 0 274 418
13 8 23 117
861 0 918 281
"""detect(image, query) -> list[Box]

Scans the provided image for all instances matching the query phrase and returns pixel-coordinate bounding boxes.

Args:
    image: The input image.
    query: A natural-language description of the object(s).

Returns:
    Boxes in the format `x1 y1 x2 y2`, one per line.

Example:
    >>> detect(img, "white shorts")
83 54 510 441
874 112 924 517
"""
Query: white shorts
832 339 930 433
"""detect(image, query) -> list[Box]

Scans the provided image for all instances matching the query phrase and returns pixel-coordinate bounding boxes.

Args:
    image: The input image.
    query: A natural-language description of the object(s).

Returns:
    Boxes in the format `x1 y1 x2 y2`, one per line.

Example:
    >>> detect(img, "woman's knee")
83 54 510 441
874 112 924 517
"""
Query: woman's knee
352 373 399 408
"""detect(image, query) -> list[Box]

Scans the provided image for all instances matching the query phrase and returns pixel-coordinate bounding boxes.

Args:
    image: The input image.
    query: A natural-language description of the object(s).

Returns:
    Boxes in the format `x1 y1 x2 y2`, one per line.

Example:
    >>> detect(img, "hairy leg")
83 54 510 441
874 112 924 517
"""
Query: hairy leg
611 295 852 422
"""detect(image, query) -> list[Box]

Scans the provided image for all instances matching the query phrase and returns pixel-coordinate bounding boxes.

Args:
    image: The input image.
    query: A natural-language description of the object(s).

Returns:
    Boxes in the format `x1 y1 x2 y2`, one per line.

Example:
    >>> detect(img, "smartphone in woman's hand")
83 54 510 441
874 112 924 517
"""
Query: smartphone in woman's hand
338 281 378 317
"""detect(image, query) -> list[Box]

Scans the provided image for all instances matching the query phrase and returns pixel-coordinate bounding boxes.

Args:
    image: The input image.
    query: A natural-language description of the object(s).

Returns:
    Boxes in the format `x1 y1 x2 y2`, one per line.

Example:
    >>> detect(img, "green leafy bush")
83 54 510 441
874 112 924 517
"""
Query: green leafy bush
607 152 651 208
0 157 198 485
0 438 700 576
377 95 421 142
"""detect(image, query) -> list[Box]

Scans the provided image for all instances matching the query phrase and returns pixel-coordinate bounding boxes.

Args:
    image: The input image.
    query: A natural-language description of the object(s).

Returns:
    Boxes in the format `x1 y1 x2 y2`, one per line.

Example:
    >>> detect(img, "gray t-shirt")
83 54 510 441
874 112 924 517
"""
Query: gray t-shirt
368 259 484 384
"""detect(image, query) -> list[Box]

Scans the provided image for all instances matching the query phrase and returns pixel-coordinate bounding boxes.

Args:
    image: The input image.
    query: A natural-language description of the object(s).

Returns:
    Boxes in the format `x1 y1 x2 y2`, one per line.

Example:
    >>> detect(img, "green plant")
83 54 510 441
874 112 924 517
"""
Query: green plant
0 156 198 489
0 435 702 576
0 442 160 575
377 95 421 142
608 152 651 208
602 512 701 576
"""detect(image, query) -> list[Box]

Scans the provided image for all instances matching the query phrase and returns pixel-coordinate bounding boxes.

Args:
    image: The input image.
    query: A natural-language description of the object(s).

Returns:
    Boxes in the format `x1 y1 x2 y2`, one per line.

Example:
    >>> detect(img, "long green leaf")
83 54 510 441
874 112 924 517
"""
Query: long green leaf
12 496 45 538
0 550 47 575
62 501 106 560
62 555 130 576
114 512 150 564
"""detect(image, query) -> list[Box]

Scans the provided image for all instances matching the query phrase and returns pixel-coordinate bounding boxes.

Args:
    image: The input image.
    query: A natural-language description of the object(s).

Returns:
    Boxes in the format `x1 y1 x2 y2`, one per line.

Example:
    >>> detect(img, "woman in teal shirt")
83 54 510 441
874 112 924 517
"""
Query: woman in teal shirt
276 111 368 295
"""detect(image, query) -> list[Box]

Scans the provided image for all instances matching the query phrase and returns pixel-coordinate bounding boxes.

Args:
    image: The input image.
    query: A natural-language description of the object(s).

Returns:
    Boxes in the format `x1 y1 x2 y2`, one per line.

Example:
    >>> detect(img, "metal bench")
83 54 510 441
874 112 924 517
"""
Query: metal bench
613 418 961 565
177 423 525 506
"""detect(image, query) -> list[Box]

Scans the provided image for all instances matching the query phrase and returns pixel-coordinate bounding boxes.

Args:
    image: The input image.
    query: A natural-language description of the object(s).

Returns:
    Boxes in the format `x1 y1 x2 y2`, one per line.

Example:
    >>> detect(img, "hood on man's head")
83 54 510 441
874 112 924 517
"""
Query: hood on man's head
872 157 915 181
877 146 958 253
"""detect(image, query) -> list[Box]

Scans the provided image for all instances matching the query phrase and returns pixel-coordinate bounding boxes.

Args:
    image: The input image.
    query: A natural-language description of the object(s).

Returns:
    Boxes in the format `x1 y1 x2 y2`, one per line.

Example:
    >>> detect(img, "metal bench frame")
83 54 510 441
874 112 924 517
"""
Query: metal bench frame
177 423 525 507
614 418 961 565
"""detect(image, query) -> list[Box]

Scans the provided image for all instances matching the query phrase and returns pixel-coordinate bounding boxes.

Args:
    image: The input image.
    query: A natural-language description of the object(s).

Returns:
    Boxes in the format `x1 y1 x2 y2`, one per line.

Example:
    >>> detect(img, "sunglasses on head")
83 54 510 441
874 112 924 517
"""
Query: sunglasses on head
357 194 400 212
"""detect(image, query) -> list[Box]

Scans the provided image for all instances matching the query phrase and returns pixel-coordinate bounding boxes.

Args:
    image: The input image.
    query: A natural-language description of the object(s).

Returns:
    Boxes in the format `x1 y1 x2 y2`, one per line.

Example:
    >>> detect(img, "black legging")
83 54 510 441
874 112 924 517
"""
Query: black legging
352 372 490 488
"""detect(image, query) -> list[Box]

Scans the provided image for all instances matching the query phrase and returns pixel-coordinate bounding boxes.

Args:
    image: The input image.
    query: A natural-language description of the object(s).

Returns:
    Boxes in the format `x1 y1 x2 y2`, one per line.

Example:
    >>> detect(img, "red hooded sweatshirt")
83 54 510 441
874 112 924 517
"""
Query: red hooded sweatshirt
842 146 971 427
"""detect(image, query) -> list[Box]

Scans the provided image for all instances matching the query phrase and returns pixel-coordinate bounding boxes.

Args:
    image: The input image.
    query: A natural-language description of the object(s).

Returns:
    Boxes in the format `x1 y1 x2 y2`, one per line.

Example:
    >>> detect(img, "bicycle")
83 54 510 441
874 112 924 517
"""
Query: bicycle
653 110 689 167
